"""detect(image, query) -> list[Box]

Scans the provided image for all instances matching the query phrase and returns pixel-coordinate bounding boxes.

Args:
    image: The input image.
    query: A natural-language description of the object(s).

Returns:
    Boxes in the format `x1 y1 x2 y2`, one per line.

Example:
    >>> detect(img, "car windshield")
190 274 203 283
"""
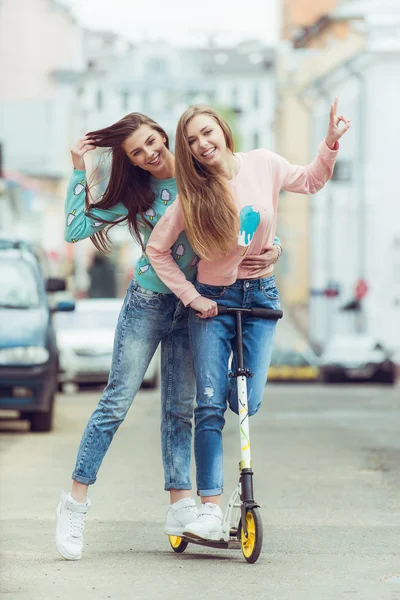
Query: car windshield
0 259 41 308
271 349 312 366
54 307 120 330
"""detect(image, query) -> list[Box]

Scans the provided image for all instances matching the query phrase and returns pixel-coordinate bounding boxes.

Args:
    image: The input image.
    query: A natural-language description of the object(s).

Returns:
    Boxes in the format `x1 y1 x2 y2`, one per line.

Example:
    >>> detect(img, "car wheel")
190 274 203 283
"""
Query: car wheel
375 369 396 385
142 371 159 390
27 394 55 433
323 372 336 384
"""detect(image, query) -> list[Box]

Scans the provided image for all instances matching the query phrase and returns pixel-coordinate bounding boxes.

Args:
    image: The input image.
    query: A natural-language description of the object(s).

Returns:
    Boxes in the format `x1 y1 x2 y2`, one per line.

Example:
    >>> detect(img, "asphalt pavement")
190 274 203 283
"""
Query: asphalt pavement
1 383 400 600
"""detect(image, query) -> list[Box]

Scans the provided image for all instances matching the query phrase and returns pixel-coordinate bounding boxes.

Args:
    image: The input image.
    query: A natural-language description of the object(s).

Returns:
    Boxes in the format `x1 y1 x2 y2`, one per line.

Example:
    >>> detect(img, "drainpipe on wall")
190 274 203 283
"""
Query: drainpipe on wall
297 87 334 349
345 64 367 333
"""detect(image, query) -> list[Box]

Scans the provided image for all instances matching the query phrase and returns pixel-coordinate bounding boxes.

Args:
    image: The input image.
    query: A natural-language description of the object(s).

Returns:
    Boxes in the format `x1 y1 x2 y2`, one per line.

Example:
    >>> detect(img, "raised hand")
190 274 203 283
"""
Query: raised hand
325 98 351 150
70 135 97 170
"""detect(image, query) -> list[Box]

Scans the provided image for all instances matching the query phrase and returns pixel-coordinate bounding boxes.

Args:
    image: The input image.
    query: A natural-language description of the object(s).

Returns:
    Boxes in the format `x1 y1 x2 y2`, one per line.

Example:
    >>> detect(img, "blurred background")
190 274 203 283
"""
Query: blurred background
0 0 399 424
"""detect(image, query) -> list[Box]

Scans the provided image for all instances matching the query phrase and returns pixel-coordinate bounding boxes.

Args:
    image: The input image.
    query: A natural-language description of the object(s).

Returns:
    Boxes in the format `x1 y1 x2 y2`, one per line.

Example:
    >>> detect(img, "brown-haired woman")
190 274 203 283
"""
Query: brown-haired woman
147 101 350 541
56 111 282 560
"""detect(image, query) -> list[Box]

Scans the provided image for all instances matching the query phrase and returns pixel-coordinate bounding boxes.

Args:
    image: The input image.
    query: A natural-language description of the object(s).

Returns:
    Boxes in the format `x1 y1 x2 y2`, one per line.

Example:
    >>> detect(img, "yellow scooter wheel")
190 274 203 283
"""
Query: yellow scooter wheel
169 535 188 553
241 507 263 563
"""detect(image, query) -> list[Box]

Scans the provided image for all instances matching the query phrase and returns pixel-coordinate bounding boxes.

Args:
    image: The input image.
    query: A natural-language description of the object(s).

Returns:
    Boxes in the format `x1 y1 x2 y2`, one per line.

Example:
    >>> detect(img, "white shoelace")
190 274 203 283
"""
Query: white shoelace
69 510 86 538
185 506 197 514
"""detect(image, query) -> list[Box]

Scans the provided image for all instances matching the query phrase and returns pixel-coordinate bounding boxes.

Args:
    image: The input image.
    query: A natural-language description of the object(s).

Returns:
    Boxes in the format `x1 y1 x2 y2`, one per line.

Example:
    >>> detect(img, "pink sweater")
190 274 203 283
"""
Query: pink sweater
146 140 338 306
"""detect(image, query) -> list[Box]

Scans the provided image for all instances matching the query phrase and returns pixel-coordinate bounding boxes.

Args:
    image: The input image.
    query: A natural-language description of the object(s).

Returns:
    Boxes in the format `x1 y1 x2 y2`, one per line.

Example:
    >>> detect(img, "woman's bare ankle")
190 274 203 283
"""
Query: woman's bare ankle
201 495 221 505
169 489 192 504
71 480 89 504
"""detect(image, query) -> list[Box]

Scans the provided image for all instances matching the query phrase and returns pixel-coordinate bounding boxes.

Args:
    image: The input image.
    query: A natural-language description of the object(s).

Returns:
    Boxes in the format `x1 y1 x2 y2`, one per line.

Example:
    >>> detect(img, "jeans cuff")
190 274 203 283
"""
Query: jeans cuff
164 482 192 491
197 487 223 496
72 472 96 486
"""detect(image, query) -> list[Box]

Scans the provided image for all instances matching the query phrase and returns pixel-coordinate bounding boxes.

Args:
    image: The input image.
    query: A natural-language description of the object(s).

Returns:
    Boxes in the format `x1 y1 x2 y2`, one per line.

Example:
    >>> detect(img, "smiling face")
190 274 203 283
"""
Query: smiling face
186 114 229 170
122 124 169 175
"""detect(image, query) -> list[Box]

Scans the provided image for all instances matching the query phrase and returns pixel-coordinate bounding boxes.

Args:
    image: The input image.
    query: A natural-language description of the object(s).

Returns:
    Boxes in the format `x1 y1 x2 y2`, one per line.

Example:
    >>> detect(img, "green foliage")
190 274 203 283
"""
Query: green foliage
215 106 242 151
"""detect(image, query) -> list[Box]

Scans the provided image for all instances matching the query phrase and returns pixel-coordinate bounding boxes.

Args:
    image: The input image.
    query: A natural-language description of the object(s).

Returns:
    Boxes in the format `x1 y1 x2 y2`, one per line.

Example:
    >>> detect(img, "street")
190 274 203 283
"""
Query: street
1 383 400 600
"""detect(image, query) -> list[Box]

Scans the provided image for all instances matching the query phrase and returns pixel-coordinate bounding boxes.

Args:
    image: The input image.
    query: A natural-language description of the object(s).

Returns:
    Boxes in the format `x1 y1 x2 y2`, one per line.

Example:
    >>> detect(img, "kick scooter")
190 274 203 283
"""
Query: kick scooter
169 304 283 564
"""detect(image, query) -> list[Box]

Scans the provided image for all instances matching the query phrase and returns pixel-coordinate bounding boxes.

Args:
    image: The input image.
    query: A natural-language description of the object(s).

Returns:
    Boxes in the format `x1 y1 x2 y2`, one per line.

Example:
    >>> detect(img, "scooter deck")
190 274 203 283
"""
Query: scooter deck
180 535 241 550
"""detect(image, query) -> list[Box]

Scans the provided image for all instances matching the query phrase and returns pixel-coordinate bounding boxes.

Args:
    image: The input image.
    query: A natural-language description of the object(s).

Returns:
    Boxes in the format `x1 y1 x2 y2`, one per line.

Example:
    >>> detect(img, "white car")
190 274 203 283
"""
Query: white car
54 298 160 389
319 334 396 385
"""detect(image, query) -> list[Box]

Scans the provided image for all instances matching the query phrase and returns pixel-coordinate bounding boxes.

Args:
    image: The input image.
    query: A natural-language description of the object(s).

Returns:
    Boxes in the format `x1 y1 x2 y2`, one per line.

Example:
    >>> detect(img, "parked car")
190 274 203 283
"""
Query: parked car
0 243 70 432
54 298 160 389
319 334 396 384
268 347 320 382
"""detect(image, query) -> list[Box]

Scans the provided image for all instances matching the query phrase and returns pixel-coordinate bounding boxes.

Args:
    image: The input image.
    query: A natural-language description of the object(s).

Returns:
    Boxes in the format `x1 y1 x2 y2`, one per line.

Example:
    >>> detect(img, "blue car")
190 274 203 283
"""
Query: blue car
0 241 72 432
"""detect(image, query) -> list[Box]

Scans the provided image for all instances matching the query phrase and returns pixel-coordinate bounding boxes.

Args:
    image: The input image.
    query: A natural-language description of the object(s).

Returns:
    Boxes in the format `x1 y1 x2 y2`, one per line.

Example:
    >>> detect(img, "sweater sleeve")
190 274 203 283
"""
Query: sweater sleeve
146 197 201 306
64 170 127 243
269 141 339 195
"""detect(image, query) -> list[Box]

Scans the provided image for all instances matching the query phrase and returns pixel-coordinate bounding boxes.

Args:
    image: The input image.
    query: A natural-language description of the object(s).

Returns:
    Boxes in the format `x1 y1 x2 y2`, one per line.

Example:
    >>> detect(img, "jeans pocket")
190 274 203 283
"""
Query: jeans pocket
261 280 280 302
131 280 163 306
195 282 227 299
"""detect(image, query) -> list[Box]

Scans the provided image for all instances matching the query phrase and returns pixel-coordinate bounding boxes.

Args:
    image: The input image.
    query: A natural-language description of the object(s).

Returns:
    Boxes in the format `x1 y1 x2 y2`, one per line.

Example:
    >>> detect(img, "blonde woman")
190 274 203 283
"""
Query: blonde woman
147 101 350 541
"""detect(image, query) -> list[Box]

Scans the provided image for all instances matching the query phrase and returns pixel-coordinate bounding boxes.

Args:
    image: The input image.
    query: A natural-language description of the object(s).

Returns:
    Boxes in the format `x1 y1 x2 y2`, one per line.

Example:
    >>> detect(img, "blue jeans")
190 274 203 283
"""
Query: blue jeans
189 276 280 496
72 279 195 490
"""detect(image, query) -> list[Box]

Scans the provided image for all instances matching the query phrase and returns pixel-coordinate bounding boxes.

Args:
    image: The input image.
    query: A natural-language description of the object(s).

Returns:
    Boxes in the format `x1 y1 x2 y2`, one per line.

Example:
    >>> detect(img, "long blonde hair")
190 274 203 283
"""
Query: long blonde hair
175 105 239 261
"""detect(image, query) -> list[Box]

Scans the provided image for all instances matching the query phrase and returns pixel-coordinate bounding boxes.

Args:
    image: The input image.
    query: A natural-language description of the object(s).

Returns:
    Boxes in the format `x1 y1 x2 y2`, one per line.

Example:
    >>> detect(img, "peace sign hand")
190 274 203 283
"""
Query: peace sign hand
325 98 351 150
70 135 97 170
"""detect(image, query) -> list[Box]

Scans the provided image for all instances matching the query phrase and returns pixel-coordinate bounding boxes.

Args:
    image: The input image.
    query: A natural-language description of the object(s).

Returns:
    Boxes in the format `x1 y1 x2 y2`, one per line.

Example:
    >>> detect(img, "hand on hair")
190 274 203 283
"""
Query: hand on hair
70 135 97 170
189 296 218 319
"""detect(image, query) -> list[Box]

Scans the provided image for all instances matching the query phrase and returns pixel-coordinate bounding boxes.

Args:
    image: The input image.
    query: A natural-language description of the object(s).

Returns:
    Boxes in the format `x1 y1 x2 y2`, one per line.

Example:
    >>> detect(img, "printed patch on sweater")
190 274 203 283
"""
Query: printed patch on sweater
238 206 260 248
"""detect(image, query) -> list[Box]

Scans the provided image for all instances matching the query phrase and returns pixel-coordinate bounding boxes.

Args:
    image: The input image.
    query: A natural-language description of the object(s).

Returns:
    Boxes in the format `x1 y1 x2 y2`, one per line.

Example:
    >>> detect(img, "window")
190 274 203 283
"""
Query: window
253 131 260 149
0 259 40 308
147 58 167 74
253 86 260 108
121 90 130 112
231 86 239 109
142 90 150 110
97 89 103 111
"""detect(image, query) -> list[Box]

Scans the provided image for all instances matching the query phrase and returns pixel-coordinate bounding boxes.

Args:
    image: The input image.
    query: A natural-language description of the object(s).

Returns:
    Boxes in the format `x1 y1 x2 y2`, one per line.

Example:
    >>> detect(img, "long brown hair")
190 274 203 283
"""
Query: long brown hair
85 112 169 252
175 105 239 261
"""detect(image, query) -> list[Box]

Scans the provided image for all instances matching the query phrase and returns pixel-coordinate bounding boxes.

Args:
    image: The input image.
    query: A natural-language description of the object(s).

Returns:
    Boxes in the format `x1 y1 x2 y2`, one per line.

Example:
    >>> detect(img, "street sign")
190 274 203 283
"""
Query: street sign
355 279 368 300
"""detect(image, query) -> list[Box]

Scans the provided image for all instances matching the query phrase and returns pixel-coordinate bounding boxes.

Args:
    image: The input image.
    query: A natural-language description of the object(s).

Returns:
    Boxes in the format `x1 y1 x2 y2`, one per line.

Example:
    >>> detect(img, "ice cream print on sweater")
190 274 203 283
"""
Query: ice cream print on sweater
238 206 260 247
161 189 172 205
67 209 77 227
137 253 151 276
73 180 85 195
189 255 199 270
175 244 185 261
145 207 156 222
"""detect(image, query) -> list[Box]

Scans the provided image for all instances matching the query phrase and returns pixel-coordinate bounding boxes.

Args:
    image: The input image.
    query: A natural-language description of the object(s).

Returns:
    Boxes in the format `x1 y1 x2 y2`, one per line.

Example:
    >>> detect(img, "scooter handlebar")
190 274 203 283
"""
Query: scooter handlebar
216 305 283 320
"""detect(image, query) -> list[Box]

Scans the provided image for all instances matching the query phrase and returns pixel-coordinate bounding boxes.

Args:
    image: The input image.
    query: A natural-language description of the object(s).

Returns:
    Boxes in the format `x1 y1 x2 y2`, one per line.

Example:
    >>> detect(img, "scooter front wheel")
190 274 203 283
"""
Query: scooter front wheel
169 535 188 553
240 507 263 563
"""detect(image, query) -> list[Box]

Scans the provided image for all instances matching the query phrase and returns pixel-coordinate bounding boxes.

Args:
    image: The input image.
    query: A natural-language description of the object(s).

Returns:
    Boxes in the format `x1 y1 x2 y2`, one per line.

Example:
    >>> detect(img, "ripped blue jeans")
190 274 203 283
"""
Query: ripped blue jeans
189 276 280 496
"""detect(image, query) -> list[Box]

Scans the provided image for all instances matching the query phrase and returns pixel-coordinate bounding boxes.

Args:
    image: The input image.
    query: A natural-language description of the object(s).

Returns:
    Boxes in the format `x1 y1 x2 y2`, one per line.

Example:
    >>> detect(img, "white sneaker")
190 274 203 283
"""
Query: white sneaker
164 497 198 536
56 490 90 560
183 502 223 541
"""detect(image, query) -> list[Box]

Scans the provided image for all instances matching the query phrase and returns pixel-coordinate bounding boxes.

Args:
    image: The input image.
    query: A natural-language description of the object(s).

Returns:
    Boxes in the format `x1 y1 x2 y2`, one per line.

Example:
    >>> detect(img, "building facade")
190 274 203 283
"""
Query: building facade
277 0 400 355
